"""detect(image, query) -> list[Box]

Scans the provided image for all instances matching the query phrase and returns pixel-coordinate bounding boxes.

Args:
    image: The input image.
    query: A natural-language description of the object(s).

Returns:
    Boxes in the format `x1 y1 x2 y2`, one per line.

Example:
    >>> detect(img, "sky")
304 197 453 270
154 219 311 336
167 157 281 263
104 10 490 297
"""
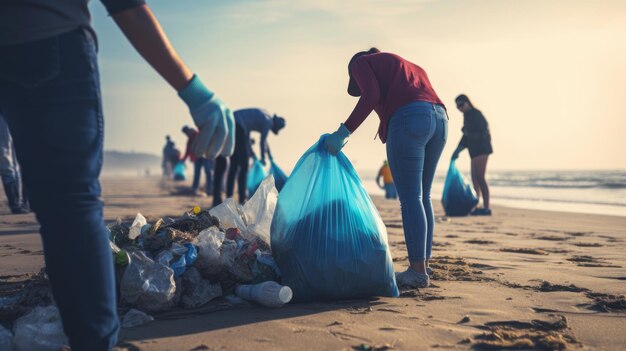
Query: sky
90 0 626 172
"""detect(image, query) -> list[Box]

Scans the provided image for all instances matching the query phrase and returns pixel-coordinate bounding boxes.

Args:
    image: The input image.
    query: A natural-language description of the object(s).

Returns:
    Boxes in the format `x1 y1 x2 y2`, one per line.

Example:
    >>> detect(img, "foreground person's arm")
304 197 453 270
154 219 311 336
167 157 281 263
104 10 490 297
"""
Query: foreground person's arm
109 4 235 158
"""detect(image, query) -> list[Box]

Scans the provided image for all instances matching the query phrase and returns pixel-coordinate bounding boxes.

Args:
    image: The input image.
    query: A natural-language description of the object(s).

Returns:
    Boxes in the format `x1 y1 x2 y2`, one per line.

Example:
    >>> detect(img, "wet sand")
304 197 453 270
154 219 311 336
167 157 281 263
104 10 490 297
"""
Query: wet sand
1 176 625 350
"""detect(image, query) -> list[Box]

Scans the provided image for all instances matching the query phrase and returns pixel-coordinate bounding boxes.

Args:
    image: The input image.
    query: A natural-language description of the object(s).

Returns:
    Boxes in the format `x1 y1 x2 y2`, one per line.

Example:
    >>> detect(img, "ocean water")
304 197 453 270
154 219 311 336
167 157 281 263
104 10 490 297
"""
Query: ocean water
360 169 626 217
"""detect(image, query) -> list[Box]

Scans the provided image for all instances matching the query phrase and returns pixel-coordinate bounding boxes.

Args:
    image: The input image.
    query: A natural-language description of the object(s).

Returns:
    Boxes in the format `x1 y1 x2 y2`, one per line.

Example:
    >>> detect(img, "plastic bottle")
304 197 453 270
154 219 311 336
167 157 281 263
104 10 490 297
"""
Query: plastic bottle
235 281 292 308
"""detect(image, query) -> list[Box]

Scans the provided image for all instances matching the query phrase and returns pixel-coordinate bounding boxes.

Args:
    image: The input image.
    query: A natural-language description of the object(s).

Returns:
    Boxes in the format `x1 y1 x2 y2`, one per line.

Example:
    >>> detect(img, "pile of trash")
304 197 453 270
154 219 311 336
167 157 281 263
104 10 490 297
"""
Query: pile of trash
111 176 289 314
0 177 292 350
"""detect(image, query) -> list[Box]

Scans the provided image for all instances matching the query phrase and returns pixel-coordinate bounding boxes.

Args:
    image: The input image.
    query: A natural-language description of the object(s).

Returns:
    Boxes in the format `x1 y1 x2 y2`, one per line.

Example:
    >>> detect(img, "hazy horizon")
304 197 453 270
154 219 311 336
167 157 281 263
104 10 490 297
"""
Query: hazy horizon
91 0 626 172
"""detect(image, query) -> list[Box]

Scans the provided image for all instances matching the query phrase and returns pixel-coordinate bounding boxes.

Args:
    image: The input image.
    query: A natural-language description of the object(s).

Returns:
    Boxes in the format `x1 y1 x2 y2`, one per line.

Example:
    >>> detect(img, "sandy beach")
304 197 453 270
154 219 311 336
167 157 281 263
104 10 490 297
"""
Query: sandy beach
1 175 625 351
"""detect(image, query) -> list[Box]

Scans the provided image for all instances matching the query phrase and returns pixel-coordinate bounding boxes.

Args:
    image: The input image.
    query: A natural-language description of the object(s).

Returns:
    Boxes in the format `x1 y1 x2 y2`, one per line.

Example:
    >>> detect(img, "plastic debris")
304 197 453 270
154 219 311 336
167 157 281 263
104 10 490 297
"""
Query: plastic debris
242 176 278 246
180 268 222 309
120 251 176 312
183 243 198 266
235 281 292 308
129 213 147 240
122 309 154 328
12 305 68 351
170 254 186 278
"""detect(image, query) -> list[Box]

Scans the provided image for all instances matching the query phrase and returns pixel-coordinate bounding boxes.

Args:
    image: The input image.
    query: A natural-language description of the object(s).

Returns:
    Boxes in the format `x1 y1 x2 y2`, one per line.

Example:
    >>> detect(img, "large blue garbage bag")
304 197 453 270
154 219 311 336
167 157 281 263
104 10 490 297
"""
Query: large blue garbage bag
247 158 266 197
270 136 398 302
269 159 288 192
441 160 478 216
173 161 186 181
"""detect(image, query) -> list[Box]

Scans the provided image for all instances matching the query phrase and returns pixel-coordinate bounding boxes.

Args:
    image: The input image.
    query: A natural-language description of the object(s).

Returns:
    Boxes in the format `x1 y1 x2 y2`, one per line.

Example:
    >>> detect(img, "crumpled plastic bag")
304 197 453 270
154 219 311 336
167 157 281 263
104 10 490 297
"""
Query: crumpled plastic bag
271 136 398 302
441 160 478 216
193 227 226 276
209 199 247 232
12 305 68 351
209 176 278 247
122 309 154 328
120 251 176 312
128 213 147 240
0 325 14 351
180 267 222 309
242 176 278 246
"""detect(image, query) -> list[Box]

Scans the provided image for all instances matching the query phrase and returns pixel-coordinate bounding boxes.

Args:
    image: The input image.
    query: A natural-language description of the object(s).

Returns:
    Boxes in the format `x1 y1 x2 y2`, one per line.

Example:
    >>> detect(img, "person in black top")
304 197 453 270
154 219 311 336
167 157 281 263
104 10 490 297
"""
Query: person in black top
452 94 493 216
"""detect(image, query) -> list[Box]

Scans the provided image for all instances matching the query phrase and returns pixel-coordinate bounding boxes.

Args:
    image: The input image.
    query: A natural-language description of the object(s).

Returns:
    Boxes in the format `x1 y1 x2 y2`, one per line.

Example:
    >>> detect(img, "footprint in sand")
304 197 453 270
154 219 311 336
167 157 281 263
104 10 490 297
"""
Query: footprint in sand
571 242 603 247
585 292 626 312
534 235 570 241
464 239 496 245
566 255 621 268
500 248 549 255
469 315 580 350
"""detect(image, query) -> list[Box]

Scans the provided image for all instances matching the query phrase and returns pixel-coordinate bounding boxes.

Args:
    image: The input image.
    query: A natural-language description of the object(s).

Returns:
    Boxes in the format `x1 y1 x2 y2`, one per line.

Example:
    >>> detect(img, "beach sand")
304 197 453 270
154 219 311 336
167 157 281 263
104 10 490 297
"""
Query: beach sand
1 176 625 350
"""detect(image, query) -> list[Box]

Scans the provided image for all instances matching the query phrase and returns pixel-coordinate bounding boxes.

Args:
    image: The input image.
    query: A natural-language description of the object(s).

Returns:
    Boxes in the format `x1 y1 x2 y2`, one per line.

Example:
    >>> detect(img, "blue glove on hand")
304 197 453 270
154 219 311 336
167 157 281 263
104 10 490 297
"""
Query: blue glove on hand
324 124 351 154
178 75 235 159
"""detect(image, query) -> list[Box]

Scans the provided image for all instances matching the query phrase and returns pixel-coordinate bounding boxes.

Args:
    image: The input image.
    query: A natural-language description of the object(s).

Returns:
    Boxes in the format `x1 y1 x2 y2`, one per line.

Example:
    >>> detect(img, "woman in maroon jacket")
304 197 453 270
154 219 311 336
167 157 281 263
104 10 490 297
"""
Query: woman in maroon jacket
325 48 448 288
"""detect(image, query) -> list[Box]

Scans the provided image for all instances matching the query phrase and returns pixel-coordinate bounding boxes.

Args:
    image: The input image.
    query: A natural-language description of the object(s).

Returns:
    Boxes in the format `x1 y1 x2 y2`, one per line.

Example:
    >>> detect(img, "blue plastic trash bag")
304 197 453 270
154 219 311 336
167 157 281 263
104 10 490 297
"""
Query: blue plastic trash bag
247 158 266 196
184 243 198 266
173 161 186 181
271 136 398 302
269 159 289 192
441 160 478 216
170 254 186 277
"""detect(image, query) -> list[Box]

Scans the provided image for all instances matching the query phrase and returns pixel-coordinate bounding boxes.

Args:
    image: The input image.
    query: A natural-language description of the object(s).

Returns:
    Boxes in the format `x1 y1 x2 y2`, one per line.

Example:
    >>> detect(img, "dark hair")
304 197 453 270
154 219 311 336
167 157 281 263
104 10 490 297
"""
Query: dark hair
347 47 381 97
455 94 473 107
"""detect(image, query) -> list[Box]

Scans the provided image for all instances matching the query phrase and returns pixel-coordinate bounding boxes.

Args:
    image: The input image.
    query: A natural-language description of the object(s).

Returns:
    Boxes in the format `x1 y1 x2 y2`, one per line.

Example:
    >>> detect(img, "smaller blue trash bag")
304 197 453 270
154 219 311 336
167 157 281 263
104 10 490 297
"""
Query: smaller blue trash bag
271 136 399 302
269 159 288 192
247 158 267 197
173 161 186 181
441 160 478 216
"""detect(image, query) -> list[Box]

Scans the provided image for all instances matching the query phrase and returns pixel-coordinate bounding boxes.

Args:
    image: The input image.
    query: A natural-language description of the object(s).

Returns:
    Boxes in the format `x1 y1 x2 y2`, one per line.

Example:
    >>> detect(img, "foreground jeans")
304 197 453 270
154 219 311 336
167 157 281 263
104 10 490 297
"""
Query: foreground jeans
0 29 119 350
386 102 447 262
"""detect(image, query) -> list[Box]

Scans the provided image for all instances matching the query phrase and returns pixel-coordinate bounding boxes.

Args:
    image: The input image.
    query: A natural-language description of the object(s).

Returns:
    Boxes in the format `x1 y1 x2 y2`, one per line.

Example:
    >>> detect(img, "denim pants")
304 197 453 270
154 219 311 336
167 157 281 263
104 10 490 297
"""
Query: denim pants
386 102 447 262
192 157 213 194
0 29 119 350
384 183 397 199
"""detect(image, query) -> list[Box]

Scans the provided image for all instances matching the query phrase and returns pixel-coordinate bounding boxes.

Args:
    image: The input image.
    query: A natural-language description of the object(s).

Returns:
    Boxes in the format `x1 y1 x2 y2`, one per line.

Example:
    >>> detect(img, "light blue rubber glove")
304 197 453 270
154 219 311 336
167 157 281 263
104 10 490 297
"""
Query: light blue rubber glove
324 124 351 154
178 75 235 159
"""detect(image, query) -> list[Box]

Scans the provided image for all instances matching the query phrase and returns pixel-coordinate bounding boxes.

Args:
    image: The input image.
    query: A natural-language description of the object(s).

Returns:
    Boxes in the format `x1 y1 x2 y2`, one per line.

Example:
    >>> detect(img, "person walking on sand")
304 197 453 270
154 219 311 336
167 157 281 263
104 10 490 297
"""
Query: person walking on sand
0 2 235 350
181 126 214 196
377 160 397 199
0 113 29 214
451 94 492 216
213 108 285 206
325 48 447 289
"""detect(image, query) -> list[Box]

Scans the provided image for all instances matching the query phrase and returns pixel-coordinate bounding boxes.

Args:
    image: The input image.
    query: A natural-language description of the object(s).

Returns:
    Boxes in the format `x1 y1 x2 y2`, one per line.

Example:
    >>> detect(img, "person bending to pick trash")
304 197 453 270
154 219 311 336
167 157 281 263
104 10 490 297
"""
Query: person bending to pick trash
451 94 493 216
325 48 447 289
213 108 285 206
0 1 234 350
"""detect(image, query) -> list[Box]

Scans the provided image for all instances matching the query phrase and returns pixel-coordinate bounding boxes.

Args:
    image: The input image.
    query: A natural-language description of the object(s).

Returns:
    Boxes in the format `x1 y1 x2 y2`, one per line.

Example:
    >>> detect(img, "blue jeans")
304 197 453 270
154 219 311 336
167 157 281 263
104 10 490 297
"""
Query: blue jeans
386 102 447 262
0 29 118 350
192 158 213 194
384 183 397 199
